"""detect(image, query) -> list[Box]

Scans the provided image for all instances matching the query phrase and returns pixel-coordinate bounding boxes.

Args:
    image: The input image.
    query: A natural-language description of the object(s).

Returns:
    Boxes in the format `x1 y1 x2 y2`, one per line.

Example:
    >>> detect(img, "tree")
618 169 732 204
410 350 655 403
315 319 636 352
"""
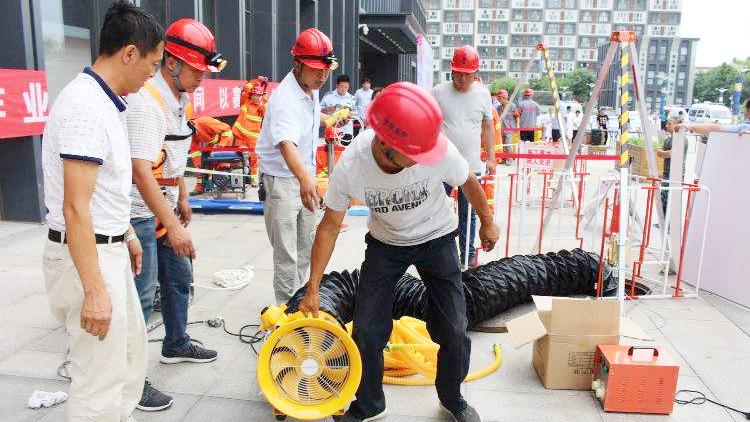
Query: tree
693 57 750 108
490 77 516 95
557 68 596 103
526 77 551 92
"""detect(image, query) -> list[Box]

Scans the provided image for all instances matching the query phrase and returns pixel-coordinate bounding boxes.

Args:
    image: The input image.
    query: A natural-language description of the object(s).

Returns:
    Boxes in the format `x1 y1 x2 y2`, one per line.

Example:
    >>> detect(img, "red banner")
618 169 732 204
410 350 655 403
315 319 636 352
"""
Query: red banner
0 70 275 139
187 78 246 118
187 78 279 118
0 69 49 139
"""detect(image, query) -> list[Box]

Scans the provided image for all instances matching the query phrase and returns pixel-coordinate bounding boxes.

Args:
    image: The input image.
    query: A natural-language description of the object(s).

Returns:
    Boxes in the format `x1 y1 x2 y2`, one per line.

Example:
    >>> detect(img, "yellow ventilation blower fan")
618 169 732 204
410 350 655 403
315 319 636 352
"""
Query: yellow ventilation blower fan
257 305 362 421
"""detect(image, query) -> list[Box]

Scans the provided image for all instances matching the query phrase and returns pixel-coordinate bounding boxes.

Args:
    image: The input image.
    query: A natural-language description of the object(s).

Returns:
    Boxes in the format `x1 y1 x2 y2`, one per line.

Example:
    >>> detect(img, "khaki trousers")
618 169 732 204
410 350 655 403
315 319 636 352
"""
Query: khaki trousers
43 239 147 422
262 175 317 304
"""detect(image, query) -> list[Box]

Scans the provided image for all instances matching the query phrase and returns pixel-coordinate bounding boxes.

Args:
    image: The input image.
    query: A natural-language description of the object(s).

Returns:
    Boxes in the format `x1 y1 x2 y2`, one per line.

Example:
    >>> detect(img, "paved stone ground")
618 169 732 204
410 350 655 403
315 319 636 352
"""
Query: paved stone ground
3 144 749 421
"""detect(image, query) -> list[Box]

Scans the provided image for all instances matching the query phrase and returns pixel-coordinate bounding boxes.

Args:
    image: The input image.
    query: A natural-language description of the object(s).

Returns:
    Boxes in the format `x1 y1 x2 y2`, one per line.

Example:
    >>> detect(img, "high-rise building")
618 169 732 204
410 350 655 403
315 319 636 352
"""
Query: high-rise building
423 0 693 107
596 35 698 111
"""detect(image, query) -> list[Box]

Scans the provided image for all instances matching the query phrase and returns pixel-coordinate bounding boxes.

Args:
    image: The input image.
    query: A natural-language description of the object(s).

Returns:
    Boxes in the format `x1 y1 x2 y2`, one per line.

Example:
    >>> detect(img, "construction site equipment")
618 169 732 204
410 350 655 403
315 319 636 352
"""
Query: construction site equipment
377 317 502 386
534 31 665 314
257 306 361 421
592 345 679 414
285 249 618 328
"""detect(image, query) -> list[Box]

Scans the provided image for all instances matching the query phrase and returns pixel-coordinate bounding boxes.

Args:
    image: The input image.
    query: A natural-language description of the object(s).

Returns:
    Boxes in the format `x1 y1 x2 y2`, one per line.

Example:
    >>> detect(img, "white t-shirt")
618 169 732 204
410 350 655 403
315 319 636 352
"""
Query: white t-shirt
126 72 193 219
354 88 373 108
256 71 320 178
321 90 356 136
431 81 493 173
43 68 132 236
324 129 470 246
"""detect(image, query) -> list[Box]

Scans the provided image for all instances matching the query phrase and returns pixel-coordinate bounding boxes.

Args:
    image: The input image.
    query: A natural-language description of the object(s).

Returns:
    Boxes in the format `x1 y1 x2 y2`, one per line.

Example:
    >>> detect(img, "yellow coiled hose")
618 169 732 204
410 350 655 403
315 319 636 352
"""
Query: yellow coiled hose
346 316 503 386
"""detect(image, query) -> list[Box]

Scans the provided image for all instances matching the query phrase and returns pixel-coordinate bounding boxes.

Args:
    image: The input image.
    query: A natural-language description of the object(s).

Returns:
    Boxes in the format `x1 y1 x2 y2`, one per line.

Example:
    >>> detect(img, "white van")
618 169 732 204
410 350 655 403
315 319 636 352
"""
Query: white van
687 102 733 125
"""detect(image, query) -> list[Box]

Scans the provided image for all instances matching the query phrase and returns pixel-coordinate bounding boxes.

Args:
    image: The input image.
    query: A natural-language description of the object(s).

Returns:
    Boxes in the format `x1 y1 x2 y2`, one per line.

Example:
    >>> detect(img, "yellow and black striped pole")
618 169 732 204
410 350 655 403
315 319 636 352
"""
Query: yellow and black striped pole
618 36 632 168
538 44 564 143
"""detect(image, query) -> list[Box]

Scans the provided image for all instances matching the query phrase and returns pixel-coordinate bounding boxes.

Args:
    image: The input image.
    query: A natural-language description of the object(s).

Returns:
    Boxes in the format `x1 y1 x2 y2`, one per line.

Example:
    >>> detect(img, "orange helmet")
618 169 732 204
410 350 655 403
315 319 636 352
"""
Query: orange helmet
450 45 480 73
291 28 338 70
498 89 509 98
246 76 269 96
165 19 226 72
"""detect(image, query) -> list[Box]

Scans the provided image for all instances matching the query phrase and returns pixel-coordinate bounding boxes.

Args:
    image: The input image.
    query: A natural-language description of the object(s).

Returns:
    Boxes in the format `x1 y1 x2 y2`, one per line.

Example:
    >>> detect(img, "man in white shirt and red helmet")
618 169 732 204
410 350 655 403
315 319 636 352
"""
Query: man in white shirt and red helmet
256 28 340 305
126 18 226 412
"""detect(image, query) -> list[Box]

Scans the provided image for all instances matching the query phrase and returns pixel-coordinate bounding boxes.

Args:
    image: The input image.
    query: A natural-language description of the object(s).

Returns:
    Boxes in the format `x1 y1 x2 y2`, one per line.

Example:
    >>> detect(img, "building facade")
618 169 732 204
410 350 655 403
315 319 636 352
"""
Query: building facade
423 0 687 87
596 35 697 112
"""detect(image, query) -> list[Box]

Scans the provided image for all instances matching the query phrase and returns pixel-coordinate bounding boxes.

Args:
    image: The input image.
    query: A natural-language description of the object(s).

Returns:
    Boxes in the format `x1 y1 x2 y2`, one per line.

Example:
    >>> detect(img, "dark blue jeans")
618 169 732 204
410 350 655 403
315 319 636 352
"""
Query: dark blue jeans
131 216 192 353
348 232 471 419
444 175 479 267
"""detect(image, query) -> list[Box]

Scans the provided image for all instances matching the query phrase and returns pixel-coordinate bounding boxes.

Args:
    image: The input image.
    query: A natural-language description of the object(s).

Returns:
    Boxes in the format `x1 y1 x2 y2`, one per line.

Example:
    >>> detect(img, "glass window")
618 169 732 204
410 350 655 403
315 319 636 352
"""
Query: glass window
139 0 166 27
201 0 216 33
41 0 94 103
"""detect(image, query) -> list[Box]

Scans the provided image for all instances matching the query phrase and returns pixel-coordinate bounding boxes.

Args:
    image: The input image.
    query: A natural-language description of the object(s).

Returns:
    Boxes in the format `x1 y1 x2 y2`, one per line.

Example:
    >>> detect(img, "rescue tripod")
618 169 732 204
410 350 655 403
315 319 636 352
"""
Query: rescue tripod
535 31 667 311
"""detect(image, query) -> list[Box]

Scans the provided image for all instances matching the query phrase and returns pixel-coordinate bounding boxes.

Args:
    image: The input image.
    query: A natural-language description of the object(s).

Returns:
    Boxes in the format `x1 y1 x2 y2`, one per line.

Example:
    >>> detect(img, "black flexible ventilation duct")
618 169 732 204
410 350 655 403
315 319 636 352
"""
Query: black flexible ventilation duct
286 249 618 327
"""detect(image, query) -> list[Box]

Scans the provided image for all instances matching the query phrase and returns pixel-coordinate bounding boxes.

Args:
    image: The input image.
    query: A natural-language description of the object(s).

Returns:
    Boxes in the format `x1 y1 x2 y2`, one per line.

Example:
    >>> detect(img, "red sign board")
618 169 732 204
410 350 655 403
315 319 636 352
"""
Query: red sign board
0 69 49 139
0 68 274 139
187 78 246 118
187 78 279 118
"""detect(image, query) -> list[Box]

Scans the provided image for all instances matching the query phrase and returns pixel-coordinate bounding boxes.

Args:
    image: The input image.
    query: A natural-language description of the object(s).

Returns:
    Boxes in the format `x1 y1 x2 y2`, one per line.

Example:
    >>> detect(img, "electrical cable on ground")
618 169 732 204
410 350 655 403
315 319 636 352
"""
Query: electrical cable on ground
674 390 750 419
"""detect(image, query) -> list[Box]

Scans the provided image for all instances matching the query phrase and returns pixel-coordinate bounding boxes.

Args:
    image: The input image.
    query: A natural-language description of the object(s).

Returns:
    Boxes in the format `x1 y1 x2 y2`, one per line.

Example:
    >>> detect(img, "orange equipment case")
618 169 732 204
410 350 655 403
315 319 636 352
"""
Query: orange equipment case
592 345 679 415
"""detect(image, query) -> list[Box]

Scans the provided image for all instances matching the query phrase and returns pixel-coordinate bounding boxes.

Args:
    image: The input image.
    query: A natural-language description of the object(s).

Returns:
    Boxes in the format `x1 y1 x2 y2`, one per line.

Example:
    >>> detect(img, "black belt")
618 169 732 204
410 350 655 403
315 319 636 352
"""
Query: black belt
48 229 125 244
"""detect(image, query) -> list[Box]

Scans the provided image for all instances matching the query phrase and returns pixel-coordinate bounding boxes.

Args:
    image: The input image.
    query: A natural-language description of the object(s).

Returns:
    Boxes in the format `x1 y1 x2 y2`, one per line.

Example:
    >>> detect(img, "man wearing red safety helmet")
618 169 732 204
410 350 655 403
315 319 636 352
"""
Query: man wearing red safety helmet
518 88 541 142
256 28 339 304
495 88 520 162
299 82 499 422
126 18 224 412
431 45 495 268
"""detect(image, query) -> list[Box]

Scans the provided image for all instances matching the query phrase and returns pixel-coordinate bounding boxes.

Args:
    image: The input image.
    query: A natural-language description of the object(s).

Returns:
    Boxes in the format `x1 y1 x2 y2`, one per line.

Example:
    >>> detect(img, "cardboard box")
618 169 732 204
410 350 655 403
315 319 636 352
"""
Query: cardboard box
507 296 643 390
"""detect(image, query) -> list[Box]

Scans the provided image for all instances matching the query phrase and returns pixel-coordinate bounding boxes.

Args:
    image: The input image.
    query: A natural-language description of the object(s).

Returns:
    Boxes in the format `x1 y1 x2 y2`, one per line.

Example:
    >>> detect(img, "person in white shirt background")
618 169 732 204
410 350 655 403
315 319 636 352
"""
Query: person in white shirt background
354 77 374 133
321 74 356 143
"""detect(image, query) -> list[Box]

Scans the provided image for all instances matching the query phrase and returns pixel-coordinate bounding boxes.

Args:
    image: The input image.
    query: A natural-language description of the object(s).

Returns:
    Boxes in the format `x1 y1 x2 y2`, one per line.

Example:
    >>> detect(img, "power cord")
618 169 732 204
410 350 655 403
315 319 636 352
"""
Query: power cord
674 390 750 419
213 317 265 356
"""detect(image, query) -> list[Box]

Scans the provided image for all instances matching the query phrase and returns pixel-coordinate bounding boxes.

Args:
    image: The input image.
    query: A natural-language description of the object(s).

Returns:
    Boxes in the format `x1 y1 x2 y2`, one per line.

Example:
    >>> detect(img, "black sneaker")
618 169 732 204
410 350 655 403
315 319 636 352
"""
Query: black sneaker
136 380 173 412
160 343 218 364
441 403 483 422
332 408 388 422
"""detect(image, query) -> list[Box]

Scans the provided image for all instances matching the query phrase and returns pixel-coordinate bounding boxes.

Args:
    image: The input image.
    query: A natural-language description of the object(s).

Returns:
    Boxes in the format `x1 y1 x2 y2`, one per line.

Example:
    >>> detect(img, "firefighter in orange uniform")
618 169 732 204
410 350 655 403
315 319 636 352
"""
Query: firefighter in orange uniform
188 116 233 195
232 76 268 179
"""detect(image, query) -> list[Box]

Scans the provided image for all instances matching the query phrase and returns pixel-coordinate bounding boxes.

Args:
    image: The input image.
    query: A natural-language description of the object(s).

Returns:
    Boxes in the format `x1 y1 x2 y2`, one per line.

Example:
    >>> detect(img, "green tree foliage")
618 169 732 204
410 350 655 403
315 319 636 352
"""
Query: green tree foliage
526 77 551 92
557 68 596 103
489 77 517 95
692 57 750 108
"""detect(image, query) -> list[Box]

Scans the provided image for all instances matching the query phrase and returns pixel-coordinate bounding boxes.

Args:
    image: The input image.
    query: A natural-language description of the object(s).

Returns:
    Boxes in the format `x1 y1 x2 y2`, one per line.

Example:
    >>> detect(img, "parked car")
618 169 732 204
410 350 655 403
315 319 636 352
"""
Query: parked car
687 102 733 125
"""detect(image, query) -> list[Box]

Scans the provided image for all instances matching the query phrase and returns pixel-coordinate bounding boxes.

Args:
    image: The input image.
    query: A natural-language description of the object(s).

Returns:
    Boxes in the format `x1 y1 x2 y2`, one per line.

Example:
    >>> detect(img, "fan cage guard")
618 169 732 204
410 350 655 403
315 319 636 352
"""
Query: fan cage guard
258 317 362 420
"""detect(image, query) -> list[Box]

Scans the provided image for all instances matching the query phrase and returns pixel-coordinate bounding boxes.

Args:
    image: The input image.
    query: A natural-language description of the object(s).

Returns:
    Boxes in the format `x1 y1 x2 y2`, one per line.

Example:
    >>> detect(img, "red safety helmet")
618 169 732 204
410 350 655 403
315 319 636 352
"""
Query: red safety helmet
367 82 448 166
498 89 509 98
524 88 534 97
450 45 480 73
165 19 226 72
291 28 338 70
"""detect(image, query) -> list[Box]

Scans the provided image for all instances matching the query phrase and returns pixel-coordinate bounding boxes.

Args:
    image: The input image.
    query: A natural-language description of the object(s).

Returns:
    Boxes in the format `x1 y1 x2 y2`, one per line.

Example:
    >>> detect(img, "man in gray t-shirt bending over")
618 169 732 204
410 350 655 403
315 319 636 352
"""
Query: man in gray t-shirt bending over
431 45 495 267
298 82 499 422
